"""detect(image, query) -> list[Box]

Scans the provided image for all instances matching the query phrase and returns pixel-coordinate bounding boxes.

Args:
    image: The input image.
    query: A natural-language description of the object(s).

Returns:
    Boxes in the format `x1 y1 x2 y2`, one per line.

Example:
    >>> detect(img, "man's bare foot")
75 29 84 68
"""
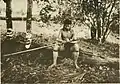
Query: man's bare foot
48 64 56 69
75 64 80 69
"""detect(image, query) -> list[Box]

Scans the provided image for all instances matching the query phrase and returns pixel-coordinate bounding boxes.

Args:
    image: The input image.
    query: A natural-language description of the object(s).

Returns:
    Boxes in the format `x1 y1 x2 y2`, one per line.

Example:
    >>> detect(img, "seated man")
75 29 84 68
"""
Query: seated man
49 19 79 69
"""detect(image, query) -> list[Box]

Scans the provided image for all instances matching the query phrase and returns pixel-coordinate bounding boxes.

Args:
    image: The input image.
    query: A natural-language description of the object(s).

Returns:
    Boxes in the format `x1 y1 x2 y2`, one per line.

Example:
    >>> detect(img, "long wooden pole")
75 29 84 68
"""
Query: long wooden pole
3 45 53 57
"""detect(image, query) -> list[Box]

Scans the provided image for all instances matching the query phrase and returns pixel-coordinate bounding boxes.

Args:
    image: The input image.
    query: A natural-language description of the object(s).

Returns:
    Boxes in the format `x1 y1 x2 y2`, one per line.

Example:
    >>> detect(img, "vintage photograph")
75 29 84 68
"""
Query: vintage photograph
0 0 119 83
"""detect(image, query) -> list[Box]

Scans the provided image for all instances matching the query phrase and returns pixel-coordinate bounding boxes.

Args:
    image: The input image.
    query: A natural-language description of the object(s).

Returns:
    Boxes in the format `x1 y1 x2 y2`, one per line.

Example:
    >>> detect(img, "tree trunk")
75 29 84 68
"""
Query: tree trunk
101 0 116 43
26 0 33 33
91 26 96 40
6 0 12 29
58 0 61 4
97 18 101 41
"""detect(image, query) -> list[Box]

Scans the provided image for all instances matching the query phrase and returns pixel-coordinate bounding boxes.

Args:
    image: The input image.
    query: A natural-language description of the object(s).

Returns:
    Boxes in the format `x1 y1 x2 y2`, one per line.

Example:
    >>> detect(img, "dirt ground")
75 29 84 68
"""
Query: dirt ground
0 15 119 83
1 30 119 83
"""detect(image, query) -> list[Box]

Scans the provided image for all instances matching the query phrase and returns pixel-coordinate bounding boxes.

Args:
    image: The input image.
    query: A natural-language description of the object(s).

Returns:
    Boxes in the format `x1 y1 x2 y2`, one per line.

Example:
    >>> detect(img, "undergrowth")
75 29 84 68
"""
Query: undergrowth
1 32 119 83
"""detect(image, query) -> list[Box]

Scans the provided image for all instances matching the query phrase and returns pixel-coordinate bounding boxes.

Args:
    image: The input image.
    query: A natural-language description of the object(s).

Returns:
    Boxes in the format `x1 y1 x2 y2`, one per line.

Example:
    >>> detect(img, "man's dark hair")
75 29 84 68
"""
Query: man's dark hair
64 19 72 25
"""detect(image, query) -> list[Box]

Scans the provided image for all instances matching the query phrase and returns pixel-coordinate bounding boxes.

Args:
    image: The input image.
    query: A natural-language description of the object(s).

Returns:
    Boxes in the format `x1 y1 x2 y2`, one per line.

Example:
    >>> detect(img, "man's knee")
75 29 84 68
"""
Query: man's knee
53 44 59 51
71 43 79 52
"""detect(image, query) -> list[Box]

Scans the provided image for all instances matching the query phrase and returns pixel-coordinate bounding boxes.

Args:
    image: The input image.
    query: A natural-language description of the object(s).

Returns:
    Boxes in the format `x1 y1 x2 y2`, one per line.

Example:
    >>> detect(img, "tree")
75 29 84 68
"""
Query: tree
82 0 119 43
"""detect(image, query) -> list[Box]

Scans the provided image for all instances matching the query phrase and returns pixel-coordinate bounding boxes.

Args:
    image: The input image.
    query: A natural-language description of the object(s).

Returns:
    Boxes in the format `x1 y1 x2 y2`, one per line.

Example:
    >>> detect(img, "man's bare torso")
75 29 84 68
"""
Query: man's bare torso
60 29 74 40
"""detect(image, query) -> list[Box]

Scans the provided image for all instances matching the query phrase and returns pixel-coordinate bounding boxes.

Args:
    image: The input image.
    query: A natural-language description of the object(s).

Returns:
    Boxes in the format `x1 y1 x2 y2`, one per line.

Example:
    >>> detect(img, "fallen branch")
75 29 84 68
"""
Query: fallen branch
3 45 53 57
61 72 86 82
72 72 86 81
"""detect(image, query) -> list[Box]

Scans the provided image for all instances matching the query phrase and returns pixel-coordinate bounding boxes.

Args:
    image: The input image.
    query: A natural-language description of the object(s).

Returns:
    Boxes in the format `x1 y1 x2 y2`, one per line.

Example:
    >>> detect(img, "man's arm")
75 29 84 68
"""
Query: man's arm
56 29 66 43
70 29 77 41
69 30 78 43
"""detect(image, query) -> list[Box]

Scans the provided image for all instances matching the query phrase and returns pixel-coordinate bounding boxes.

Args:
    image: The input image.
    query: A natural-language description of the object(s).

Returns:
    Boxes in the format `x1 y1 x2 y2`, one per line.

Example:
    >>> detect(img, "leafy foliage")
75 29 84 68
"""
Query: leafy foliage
81 0 119 42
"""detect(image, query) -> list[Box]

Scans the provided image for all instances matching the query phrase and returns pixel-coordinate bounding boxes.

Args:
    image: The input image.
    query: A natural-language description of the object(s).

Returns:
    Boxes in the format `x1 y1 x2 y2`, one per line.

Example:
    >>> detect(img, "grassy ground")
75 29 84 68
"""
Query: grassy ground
1 31 119 83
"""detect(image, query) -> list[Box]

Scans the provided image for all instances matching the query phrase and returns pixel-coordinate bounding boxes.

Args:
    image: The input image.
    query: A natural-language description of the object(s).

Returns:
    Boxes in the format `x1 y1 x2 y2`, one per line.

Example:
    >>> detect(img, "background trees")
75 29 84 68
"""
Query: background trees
33 0 119 43
82 0 119 43
3 0 119 43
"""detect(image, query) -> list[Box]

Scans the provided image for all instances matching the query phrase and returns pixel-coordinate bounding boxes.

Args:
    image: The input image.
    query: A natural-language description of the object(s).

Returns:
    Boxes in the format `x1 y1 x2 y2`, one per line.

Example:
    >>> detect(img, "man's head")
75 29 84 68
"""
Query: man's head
63 19 72 30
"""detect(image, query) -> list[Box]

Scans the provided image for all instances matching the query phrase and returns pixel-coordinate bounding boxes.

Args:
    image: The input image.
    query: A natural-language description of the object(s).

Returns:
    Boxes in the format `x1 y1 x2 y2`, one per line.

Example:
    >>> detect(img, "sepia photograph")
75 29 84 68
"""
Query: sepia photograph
0 0 119 83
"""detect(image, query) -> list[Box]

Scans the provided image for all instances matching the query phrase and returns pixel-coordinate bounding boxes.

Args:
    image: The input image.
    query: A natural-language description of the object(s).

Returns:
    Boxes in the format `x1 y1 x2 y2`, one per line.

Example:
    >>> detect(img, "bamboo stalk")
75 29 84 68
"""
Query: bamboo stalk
26 0 33 33
6 0 12 29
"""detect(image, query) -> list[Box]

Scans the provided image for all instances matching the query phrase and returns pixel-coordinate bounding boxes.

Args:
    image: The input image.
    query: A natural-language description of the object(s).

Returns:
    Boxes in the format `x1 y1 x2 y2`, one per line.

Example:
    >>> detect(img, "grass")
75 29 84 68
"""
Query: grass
1 32 119 83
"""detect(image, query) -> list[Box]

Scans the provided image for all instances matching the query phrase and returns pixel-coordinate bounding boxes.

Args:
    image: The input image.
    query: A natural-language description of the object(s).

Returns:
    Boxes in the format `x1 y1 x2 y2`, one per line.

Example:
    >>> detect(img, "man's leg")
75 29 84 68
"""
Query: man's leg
71 43 79 69
48 44 59 69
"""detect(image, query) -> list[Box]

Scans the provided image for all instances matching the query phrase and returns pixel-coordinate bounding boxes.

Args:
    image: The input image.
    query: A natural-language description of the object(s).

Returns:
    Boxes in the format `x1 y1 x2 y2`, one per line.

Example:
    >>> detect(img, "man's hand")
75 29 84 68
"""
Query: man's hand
56 39 66 44
66 38 70 42
69 39 78 44
56 38 77 44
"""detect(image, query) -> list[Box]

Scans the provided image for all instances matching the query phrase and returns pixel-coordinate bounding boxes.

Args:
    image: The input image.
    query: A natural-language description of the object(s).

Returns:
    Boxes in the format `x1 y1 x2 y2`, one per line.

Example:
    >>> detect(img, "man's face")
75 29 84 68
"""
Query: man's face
65 24 71 30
